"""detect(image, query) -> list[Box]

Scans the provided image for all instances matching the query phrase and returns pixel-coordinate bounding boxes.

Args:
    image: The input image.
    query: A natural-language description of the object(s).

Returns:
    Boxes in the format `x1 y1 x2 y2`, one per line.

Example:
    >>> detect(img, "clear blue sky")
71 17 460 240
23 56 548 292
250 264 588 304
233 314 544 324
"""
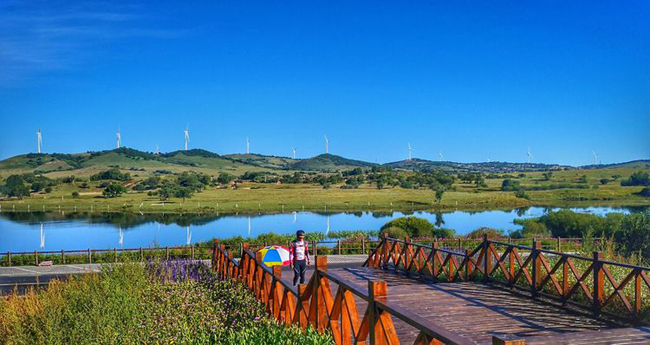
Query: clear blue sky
1 0 648 165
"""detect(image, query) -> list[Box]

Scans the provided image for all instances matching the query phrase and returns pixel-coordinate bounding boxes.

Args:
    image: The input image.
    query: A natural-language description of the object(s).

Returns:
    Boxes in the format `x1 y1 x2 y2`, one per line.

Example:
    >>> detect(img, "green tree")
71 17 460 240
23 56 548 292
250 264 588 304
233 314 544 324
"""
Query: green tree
380 217 435 238
71 191 80 198
2 175 30 197
599 178 610 185
174 187 194 202
578 175 588 183
621 171 650 186
102 183 127 198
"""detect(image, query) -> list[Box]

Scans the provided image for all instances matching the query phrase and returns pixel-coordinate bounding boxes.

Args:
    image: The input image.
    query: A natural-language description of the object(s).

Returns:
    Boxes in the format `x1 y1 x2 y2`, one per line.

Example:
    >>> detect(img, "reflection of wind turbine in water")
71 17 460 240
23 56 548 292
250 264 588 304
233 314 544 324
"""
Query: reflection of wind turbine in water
247 216 251 236
186 226 191 245
326 216 330 235
293 211 297 223
39 222 45 249
118 226 123 248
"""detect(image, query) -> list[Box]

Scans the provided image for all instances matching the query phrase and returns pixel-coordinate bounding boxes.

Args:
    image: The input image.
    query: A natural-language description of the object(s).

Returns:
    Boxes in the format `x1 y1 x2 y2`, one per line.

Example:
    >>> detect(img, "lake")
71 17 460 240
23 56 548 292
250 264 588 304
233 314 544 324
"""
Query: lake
0 206 647 253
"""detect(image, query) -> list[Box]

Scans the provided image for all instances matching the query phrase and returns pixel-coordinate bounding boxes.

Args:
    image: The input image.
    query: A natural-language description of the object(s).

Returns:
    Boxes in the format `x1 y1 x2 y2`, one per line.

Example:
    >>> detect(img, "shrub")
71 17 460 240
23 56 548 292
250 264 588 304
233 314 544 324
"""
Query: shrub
380 226 409 239
639 187 650 197
514 190 530 199
501 179 522 191
380 217 436 238
621 171 650 186
432 227 455 238
71 191 80 198
102 183 127 198
90 169 131 182
467 227 503 239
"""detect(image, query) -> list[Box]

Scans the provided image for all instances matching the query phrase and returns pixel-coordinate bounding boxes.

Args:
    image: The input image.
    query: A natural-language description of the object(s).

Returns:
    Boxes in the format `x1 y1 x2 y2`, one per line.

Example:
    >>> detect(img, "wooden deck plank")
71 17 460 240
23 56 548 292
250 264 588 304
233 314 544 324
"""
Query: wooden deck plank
280 265 645 344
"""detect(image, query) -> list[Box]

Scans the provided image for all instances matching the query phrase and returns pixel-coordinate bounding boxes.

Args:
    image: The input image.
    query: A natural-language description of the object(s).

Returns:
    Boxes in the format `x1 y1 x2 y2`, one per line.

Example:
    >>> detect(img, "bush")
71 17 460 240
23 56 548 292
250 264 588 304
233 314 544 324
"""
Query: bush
514 190 530 200
639 187 650 197
71 191 80 198
102 183 127 198
621 171 650 186
467 227 503 239
90 169 131 182
501 179 522 191
380 226 409 239
432 227 456 238
380 217 436 238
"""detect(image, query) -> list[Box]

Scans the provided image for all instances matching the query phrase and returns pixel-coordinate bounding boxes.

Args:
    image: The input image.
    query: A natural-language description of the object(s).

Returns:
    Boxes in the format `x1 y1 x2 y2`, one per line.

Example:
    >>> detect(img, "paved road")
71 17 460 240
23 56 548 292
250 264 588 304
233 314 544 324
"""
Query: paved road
0 255 368 294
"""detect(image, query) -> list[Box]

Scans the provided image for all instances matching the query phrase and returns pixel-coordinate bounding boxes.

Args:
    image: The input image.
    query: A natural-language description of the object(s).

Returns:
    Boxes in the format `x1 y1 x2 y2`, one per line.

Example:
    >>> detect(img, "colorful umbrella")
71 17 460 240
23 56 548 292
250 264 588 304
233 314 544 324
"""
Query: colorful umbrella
258 245 291 267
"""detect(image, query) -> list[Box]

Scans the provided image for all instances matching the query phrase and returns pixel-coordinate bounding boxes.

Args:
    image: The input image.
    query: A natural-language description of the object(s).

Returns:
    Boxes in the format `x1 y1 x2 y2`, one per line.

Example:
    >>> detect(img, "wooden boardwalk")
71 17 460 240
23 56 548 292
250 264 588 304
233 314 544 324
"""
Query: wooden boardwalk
281 266 650 344
214 236 650 344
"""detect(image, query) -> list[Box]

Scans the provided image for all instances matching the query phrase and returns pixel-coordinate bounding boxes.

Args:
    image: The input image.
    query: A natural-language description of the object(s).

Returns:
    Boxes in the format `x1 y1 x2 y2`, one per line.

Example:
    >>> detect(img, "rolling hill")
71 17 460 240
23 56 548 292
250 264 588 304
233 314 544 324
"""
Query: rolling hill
384 159 571 173
290 154 378 171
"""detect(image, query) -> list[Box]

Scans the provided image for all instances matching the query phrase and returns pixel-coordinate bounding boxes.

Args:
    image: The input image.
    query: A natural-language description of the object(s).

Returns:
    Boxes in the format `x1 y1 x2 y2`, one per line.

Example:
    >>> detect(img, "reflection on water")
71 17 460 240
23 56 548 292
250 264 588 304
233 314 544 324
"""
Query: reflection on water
0 206 647 253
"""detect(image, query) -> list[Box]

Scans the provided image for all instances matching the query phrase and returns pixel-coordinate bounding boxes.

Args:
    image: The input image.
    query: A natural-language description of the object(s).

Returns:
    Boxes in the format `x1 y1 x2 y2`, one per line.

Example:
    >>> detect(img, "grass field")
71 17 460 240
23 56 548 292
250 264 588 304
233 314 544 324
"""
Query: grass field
1 166 648 214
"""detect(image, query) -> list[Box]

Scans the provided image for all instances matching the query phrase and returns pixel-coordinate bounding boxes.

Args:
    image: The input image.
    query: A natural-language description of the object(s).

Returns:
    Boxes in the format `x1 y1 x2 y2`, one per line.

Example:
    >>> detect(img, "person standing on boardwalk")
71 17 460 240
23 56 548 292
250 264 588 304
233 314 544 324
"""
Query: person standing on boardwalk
289 230 311 286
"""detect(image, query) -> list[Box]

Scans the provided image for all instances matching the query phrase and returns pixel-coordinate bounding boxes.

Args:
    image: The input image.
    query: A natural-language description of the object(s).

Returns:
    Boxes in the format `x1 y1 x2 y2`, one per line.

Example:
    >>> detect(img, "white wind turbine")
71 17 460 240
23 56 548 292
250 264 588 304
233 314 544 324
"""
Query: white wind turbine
439 151 444 161
407 143 412 161
246 137 250 154
527 147 533 164
186 226 192 245
292 147 297 159
592 151 598 165
324 135 329 154
184 126 190 151
37 129 42 153
155 145 160 155
116 126 121 149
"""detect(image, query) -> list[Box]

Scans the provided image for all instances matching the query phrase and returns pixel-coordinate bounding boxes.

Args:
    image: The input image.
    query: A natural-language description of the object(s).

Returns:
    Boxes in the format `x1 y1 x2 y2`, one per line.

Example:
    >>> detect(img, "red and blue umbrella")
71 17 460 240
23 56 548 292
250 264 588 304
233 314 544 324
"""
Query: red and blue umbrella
258 245 291 267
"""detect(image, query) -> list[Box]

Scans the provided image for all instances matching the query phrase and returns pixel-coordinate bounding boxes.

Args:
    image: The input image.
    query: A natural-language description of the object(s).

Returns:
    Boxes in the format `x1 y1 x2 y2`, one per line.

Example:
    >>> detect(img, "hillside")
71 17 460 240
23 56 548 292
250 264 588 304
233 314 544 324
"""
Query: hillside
384 159 571 173
578 159 650 170
290 153 378 171
224 153 298 170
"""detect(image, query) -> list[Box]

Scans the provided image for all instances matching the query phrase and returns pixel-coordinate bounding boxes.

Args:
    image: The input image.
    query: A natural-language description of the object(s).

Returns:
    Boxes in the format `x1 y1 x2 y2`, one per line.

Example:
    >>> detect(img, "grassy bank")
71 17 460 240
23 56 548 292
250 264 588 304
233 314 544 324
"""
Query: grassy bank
0 260 333 344
1 179 647 215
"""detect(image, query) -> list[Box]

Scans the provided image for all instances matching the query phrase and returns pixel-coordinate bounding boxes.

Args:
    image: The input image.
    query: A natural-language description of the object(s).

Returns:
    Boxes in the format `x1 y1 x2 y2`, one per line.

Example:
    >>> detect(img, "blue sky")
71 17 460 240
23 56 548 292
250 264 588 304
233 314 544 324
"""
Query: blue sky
0 1 648 165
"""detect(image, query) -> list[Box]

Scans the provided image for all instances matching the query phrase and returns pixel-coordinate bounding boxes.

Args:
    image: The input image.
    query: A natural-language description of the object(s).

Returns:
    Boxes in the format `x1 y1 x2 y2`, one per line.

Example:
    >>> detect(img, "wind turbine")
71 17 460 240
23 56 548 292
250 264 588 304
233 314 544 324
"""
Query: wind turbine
116 126 121 149
592 151 598 166
527 147 533 164
326 215 331 235
37 129 42 153
291 147 297 159
184 125 190 151
155 145 160 155
439 151 444 161
324 135 329 154
487 157 491 163
407 143 412 161
246 137 250 154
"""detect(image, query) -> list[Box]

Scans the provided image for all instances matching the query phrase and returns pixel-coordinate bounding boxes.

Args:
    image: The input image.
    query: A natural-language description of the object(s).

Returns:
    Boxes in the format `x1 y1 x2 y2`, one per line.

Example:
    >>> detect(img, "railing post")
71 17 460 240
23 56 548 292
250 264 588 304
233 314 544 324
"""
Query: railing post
297 283 309 329
191 245 195 260
382 233 389 268
61 250 65 264
432 242 439 278
338 240 342 255
465 249 472 280
557 237 561 252
362 238 366 254
531 239 541 297
88 249 92 264
458 237 462 252
314 240 318 256
368 280 388 345
483 234 491 281
7 251 11 266
314 256 328 332
114 248 117 262
140 247 143 262
211 239 218 270
165 246 169 260
593 251 604 315
272 265 282 318
35 250 39 265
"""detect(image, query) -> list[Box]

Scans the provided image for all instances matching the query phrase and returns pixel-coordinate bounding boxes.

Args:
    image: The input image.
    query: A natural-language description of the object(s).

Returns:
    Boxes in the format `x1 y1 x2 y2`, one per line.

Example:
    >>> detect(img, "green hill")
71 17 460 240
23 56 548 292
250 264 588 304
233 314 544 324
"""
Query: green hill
579 160 650 170
383 159 570 173
290 153 378 171
224 153 298 170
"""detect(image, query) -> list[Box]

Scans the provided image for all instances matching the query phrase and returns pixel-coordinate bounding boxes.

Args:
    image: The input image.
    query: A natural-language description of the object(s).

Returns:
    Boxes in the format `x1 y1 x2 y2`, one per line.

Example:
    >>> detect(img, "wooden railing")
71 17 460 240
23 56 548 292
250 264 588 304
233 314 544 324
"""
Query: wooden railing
212 239 474 345
364 234 650 324
0 245 213 267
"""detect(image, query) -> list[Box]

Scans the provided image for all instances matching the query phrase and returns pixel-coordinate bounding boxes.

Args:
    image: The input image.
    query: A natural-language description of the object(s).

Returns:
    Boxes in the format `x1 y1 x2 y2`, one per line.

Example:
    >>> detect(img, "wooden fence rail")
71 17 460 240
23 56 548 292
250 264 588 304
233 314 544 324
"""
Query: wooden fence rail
212 239 476 345
363 234 650 324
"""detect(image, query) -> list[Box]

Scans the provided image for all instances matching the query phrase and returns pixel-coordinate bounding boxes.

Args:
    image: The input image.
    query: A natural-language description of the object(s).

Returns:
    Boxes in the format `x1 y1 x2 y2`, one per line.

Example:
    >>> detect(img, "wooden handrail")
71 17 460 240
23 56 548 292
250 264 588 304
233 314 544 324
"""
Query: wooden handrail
365 235 650 324
211 238 474 345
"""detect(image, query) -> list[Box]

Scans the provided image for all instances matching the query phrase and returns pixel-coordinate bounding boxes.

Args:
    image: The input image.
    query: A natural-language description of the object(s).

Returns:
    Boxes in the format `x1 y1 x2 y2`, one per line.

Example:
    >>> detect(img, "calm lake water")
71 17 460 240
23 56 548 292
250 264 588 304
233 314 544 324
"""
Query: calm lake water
0 206 647 253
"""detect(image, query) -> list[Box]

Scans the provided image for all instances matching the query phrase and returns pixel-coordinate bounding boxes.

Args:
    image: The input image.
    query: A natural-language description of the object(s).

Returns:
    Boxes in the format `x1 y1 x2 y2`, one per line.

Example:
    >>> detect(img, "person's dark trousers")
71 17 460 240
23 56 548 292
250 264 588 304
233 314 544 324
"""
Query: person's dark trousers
293 259 307 285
